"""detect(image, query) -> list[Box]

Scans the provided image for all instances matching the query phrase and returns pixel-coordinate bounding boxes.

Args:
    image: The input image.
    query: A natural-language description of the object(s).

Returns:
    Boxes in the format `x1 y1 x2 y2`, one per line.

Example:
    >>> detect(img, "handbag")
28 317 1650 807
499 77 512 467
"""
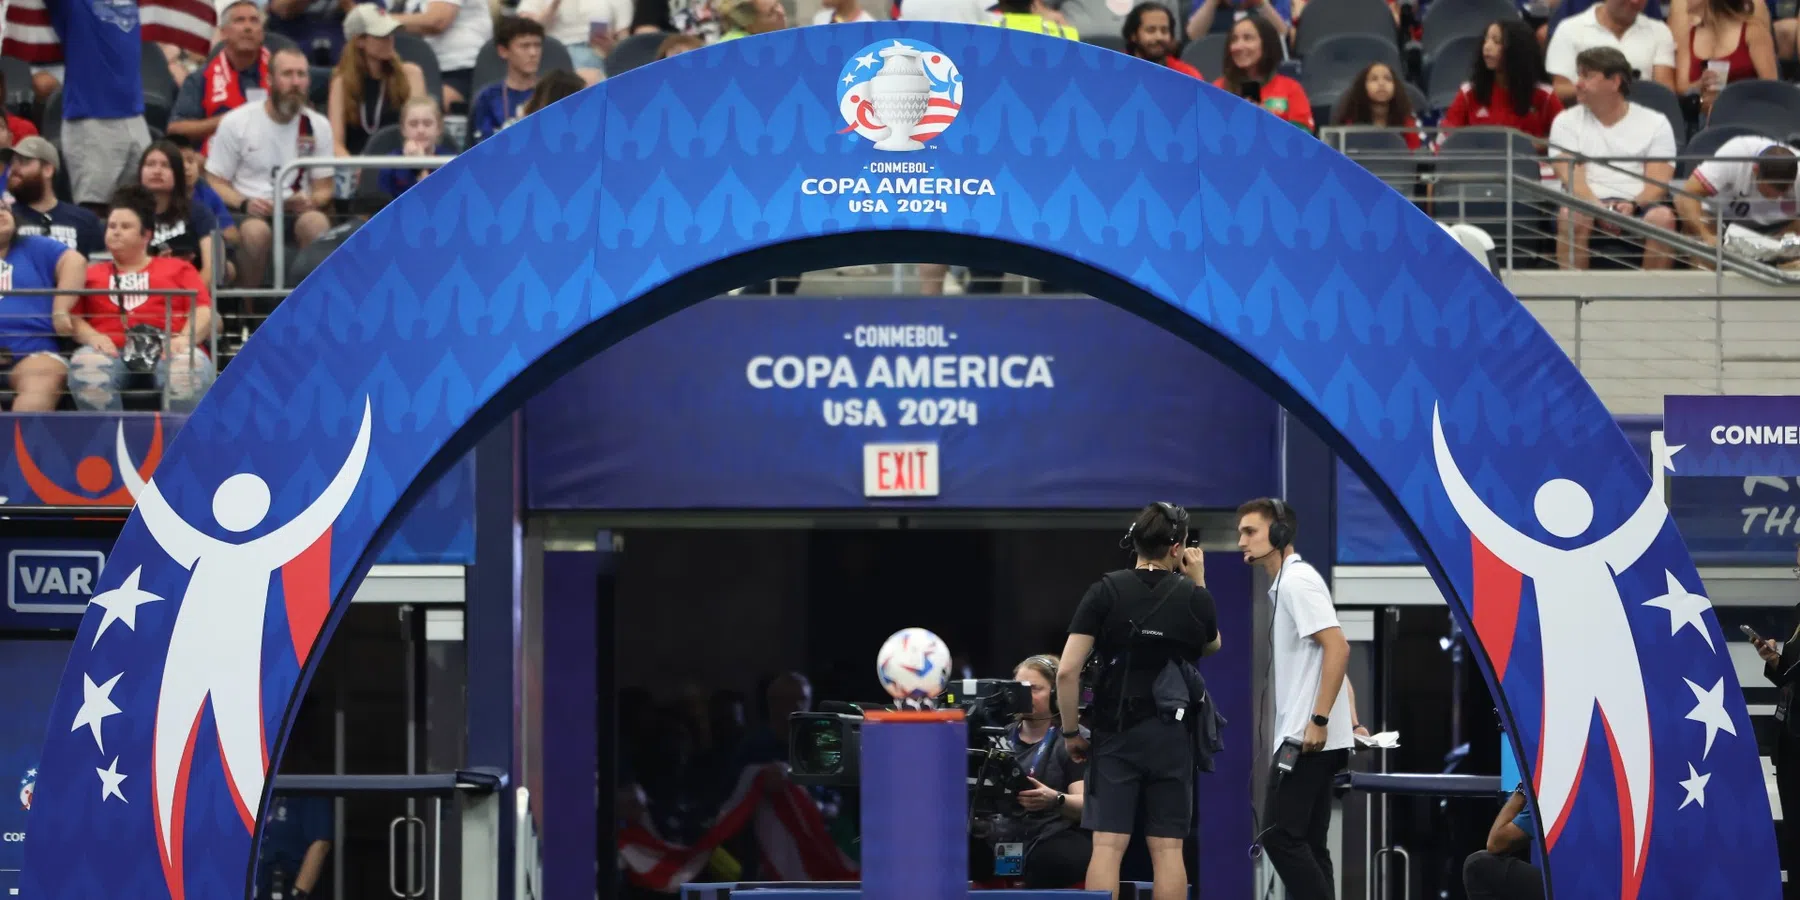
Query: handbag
110 269 166 374
120 324 164 374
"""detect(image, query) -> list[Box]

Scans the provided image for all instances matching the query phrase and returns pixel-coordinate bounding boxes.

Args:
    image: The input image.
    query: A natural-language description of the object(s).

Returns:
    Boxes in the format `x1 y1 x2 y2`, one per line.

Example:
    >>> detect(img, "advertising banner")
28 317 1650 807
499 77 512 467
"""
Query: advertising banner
525 296 1280 510
0 639 70 895
1664 395 1800 476
0 537 115 631
0 413 474 565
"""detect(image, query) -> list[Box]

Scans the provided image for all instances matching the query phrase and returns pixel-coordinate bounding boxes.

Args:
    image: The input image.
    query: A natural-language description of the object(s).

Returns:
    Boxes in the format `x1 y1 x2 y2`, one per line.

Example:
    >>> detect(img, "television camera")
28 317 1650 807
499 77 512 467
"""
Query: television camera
788 679 1040 817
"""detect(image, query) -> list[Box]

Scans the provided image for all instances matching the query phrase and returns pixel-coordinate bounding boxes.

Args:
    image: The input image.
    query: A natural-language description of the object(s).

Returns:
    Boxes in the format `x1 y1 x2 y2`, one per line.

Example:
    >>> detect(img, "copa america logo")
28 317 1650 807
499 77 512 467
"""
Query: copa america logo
19 768 35 811
837 39 963 151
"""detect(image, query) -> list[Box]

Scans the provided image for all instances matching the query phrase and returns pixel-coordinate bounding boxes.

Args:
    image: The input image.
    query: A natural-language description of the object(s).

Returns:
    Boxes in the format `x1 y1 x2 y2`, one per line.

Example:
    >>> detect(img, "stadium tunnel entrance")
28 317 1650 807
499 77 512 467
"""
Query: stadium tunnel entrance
21 22 1771 900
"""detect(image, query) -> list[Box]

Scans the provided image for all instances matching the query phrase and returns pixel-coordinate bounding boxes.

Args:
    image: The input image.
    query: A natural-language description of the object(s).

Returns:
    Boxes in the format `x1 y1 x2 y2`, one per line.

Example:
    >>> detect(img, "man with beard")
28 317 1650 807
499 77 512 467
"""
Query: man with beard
4 137 104 257
204 47 336 290
1123 3 1202 77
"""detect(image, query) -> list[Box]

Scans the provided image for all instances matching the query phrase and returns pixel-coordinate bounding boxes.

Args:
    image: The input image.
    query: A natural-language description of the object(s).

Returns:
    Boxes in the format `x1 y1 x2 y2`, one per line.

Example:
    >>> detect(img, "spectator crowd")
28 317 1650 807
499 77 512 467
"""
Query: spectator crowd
0 0 1795 404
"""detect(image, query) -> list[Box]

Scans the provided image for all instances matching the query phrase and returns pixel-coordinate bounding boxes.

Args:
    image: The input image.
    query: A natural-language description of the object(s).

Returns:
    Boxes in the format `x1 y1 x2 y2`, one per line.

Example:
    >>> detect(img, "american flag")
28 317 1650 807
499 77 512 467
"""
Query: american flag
618 763 858 890
2 0 216 66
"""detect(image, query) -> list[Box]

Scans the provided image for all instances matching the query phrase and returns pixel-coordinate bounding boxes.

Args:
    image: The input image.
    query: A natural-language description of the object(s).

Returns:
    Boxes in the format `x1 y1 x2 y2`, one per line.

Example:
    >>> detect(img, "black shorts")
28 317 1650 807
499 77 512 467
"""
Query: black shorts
442 67 474 102
1081 716 1193 838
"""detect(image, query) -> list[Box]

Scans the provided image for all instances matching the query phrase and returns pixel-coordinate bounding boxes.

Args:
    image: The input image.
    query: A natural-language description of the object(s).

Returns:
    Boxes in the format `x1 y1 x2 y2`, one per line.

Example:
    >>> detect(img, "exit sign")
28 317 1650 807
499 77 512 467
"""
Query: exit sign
864 443 939 498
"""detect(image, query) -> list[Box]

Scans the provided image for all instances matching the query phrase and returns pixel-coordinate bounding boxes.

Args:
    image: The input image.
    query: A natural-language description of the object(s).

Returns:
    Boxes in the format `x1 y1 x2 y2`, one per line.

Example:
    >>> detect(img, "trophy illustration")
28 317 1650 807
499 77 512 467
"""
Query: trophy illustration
869 44 931 151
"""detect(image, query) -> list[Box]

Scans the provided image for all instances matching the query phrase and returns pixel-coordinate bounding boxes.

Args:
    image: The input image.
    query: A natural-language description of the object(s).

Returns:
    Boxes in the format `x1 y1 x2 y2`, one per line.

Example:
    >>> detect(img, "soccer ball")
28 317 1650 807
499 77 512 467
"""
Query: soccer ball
876 627 952 701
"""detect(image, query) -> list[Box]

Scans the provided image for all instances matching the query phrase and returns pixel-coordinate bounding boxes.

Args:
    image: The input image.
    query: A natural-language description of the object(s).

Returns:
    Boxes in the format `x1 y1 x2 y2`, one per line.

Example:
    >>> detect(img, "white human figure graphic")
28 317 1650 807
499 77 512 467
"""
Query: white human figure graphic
117 398 371 888
1432 403 1677 883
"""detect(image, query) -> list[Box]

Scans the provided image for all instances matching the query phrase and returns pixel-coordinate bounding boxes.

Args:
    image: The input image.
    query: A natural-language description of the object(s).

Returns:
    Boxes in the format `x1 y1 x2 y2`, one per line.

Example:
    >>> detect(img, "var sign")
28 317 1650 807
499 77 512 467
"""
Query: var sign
864 442 939 498
9 549 105 614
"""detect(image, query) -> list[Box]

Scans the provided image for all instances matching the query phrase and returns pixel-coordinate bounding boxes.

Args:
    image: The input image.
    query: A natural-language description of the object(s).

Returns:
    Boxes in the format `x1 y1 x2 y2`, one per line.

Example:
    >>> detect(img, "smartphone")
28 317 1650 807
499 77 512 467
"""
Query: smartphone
1274 737 1301 774
1240 81 1263 104
1742 624 1763 643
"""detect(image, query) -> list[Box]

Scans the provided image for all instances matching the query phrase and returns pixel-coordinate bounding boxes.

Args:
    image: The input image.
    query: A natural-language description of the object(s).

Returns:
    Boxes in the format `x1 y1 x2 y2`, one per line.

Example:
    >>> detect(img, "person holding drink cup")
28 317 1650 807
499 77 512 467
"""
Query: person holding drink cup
1672 0 1777 115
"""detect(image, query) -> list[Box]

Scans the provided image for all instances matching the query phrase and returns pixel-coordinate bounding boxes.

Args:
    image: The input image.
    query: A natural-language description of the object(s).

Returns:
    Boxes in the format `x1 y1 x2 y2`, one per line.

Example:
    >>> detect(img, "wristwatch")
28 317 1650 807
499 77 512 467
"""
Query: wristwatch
1055 792 1067 808
1311 714 1330 727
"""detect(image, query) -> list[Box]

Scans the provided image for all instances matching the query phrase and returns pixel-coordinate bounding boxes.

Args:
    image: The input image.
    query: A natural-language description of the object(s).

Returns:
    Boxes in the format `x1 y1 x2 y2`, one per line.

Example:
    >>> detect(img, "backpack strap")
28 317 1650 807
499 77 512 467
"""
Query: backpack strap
1096 569 1191 729
1134 572 1190 631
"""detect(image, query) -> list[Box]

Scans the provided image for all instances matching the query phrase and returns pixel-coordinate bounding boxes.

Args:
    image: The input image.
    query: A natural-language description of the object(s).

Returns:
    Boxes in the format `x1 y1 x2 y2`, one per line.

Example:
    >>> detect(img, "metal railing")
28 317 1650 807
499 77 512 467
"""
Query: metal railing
271 155 459 291
0 287 218 412
204 138 1800 370
1319 125 1800 284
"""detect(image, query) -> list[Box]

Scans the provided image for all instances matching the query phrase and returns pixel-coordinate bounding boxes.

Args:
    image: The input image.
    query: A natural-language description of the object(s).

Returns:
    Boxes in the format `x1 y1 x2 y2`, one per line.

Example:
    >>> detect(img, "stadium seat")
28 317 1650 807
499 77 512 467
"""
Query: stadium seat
605 31 673 78
394 32 446 105
1628 79 1690 151
1708 79 1800 139
1435 127 1546 260
1405 81 1429 117
1421 0 1516 62
40 91 61 145
1294 0 1395 57
1084 33 1128 53
1 56 34 115
1303 32 1404 95
1337 127 1420 198
352 125 405 207
471 38 576 101
286 219 364 286
1679 123 1769 176
1179 32 1226 80
1425 33 1482 112
139 42 177 124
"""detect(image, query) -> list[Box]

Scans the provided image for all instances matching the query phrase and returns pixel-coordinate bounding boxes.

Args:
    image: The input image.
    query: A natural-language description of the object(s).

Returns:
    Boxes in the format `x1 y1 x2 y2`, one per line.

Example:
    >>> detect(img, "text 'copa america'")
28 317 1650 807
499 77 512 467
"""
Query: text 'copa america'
747 352 1055 428
799 177 999 196
746 354 1055 391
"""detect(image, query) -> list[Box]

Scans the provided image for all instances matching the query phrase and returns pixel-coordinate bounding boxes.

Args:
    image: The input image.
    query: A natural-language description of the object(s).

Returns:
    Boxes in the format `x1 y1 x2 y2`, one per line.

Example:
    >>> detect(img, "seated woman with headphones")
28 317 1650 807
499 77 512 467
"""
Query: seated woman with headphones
971 654 1091 889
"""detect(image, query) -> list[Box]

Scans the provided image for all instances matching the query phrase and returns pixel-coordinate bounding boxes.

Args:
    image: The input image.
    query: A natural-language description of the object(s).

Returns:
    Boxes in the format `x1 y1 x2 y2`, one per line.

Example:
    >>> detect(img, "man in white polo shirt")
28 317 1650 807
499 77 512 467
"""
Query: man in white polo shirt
1237 497 1352 900
203 46 335 289
1549 47 1680 269
1544 0 1677 104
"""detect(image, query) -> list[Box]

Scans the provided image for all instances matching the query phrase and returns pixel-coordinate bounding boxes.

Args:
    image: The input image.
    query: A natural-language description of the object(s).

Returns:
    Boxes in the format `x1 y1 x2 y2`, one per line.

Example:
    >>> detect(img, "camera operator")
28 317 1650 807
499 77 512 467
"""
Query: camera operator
1058 502 1222 900
973 655 1091 888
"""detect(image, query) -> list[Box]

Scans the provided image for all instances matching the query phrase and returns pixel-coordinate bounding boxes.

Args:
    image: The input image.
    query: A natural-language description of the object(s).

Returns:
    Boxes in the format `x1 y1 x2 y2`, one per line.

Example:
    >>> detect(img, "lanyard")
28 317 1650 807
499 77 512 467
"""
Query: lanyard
1023 726 1056 777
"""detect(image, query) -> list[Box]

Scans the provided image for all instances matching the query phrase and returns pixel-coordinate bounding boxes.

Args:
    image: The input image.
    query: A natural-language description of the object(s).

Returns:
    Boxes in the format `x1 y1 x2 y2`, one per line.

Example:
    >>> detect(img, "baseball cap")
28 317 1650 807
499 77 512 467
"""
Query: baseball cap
2 135 59 169
216 0 259 16
343 3 400 39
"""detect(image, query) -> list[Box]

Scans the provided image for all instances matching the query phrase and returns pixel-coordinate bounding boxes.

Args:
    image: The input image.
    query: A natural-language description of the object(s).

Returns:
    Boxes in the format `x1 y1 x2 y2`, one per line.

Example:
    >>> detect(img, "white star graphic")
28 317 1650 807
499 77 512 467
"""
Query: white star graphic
1678 762 1710 810
1652 430 1684 473
842 73 856 84
70 672 123 753
89 566 163 648
24 768 35 779
96 757 127 803
1683 676 1737 759
1643 570 1715 651
854 52 877 69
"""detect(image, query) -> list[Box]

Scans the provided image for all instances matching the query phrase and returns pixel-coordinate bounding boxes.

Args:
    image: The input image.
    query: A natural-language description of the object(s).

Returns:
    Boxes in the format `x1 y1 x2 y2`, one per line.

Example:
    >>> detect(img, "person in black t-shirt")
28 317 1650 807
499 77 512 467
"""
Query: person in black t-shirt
1057 502 1222 900
136 141 222 289
973 654 1091 888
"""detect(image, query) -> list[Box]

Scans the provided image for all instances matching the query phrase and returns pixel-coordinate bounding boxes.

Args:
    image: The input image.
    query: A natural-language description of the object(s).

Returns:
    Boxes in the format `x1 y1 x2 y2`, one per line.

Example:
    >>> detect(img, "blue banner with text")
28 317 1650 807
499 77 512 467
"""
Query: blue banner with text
524 296 1281 510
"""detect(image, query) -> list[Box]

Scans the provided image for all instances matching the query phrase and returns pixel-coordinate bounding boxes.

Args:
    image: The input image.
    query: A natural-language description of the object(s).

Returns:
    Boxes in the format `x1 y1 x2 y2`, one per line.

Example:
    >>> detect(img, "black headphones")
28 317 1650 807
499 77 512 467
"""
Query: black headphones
1122 501 1190 551
1267 498 1294 551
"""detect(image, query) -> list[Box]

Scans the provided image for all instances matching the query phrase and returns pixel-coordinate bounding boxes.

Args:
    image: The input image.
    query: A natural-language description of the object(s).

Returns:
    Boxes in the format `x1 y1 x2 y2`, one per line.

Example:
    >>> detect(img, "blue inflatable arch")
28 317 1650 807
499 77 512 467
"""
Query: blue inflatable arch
23 24 1776 898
